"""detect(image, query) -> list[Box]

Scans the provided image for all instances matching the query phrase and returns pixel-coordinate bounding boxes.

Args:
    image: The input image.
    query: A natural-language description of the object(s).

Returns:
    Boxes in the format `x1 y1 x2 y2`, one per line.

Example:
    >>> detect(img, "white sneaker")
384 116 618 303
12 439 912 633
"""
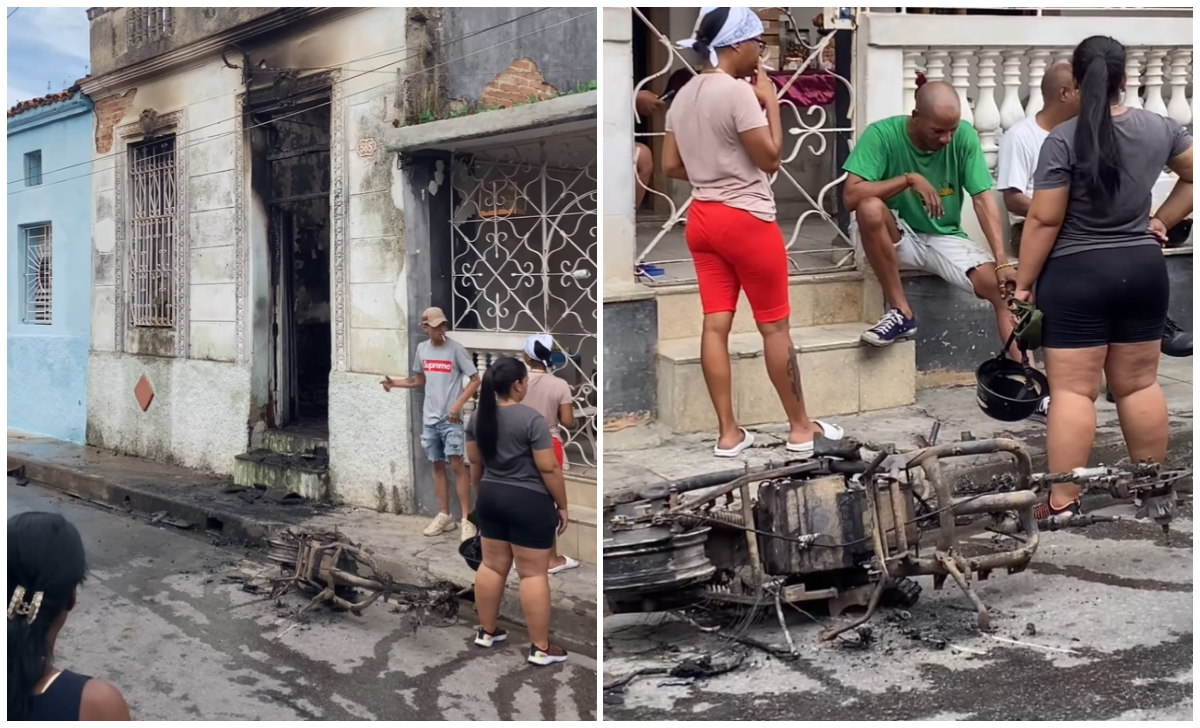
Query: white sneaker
423 512 456 537
461 519 478 542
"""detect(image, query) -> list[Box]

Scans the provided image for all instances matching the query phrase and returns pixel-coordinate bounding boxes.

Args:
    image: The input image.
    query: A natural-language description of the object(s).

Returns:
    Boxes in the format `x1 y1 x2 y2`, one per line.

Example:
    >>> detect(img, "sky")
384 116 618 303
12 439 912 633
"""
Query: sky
6 6 91 108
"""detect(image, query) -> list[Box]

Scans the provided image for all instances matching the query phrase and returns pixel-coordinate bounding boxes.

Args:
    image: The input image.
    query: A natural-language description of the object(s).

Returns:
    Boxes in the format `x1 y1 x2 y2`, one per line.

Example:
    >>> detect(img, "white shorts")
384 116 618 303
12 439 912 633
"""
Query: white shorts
851 209 994 295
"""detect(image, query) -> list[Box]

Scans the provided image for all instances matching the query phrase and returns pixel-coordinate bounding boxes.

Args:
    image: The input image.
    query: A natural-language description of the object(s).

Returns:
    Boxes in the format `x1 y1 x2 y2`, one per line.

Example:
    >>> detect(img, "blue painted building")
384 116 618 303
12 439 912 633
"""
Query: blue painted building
7 86 93 442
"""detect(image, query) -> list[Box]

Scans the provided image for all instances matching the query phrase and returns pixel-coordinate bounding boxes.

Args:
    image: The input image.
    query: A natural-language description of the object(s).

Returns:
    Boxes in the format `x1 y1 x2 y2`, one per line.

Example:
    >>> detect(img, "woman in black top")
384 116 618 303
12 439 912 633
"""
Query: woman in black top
1014 35 1193 517
465 357 571 666
8 511 132 720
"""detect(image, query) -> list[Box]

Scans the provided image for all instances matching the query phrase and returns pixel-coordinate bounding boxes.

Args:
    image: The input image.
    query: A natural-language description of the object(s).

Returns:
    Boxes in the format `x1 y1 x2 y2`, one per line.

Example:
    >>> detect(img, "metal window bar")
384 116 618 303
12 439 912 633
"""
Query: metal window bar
128 136 177 328
24 151 42 186
450 138 598 473
126 7 174 47
22 225 52 325
632 7 857 282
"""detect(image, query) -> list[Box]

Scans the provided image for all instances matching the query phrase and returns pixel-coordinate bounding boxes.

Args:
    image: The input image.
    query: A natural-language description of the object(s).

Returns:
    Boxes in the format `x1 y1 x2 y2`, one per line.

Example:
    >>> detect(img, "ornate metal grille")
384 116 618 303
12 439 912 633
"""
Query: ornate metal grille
21 224 52 325
632 7 856 284
450 135 598 474
128 136 177 328
126 8 174 47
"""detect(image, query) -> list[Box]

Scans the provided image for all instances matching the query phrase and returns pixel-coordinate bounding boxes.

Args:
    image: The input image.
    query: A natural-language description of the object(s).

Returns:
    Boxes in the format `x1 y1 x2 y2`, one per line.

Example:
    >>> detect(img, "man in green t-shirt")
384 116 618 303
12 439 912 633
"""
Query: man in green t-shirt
842 82 1016 354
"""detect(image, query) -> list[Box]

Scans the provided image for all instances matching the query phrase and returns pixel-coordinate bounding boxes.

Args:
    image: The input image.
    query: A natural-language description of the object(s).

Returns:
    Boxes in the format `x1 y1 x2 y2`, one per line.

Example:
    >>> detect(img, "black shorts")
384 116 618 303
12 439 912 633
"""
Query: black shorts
1036 245 1168 349
476 482 557 550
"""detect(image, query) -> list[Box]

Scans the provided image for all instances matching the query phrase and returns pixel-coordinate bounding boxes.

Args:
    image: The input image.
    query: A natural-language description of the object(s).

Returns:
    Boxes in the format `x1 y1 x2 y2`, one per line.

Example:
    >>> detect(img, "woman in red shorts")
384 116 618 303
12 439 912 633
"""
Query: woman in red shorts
521 334 579 574
663 6 842 458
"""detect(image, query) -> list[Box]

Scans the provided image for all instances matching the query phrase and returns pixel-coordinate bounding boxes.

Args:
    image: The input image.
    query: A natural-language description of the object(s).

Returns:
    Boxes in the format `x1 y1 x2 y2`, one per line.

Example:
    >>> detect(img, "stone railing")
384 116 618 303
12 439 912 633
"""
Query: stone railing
858 10 1193 177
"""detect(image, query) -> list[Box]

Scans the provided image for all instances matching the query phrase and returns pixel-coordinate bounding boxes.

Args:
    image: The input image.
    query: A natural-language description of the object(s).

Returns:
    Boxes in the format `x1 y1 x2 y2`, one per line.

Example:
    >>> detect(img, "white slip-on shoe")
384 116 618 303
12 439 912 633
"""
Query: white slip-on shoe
548 556 580 575
460 519 478 542
713 428 754 458
786 420 845 457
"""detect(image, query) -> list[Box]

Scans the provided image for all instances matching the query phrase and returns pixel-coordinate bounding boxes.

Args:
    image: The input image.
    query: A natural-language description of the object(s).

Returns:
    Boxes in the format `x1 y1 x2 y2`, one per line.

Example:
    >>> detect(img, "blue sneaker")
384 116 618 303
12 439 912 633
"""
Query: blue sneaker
861 309 917 347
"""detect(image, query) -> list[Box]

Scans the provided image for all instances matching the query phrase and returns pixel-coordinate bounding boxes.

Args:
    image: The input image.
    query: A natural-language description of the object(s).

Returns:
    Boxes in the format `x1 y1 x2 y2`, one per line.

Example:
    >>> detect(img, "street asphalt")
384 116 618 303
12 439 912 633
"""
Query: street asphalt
8 480 596 721
603 499 1193 721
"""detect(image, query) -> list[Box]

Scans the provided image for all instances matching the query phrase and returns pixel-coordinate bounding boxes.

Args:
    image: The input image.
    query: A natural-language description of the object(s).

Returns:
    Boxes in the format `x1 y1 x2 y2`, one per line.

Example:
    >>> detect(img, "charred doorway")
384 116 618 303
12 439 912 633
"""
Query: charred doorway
249 93 332 430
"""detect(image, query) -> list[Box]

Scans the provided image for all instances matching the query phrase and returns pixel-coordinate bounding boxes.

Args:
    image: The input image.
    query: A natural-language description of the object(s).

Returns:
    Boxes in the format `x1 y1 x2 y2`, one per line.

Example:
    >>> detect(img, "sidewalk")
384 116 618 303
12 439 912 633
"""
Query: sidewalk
605 356 1194 500
6 434 597 655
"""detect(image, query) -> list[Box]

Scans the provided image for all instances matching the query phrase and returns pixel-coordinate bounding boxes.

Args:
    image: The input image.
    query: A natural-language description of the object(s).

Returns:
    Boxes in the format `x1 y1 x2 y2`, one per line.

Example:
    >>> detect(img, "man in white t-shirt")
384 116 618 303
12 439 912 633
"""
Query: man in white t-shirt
996 61 1078 256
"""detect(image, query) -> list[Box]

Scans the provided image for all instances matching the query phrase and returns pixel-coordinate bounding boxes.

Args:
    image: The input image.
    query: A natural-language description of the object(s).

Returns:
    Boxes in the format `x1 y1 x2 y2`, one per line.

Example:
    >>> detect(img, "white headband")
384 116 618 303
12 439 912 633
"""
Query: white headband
677 7 764 68
523 334 554 365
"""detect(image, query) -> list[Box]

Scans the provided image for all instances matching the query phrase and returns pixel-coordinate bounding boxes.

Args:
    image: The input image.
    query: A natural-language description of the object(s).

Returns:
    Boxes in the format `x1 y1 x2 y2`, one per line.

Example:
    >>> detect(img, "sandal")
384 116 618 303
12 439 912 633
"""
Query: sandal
713 428 754 458
1033 498 1081 522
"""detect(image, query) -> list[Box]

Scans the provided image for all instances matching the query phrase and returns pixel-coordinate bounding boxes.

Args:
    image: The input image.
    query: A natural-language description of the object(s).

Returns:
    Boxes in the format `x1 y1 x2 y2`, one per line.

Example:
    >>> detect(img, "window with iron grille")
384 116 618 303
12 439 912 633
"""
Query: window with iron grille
128 136 177 327
24 151 42 186
21 224 52 325
126 7 174 47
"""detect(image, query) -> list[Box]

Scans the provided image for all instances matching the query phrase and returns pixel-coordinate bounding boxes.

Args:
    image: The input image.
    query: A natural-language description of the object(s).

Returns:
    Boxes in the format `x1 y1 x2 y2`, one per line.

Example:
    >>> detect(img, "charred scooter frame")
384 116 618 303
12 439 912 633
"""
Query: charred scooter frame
603 436 1185 646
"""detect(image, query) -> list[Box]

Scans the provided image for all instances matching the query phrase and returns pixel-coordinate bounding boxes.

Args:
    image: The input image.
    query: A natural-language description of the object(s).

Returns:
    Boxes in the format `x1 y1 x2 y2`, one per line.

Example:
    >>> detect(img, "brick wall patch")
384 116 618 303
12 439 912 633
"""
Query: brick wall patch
480 58 558 110
94 89 138 154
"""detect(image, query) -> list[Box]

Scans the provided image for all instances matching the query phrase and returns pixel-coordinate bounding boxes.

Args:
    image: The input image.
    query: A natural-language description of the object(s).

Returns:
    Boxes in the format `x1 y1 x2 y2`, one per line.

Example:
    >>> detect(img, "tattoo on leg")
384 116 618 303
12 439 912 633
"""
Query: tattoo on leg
786 346 803 401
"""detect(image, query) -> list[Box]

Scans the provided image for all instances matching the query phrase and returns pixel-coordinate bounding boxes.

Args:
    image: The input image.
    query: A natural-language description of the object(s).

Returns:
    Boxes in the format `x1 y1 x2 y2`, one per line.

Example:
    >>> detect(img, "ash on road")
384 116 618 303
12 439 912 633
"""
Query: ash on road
603 500 1192 722
9 481 596 721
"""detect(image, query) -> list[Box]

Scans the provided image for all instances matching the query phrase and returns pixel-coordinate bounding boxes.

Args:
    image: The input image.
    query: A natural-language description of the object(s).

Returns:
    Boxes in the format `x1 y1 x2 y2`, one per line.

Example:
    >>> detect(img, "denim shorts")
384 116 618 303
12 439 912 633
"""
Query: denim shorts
421 421 465 462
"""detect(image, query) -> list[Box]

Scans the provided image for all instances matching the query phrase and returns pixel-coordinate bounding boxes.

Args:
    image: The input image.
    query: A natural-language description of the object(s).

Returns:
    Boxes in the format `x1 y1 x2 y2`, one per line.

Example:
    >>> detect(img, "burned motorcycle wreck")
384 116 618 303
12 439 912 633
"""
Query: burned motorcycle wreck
603 435 1184 644
265 529 461 620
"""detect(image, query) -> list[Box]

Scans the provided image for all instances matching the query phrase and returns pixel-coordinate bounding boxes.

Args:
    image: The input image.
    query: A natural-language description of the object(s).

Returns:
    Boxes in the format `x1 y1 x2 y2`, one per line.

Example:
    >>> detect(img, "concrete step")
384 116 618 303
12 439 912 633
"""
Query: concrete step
262 428 328 456
233 450 330 502
655 271 866 342
564 473 596 511
656 322 916 434
557 505 597 565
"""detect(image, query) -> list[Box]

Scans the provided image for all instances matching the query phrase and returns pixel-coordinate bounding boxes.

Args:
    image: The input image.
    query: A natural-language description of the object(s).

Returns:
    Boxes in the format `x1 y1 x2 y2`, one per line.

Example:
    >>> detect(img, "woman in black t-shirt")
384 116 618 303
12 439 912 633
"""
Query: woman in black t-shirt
465 356 571 666
1014 35 1193 519
9 512 132 720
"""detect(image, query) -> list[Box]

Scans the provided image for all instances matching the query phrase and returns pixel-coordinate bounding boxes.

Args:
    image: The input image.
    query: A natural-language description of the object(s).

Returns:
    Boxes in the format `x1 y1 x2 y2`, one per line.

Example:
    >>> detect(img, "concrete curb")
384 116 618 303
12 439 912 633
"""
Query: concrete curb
11 454 598 656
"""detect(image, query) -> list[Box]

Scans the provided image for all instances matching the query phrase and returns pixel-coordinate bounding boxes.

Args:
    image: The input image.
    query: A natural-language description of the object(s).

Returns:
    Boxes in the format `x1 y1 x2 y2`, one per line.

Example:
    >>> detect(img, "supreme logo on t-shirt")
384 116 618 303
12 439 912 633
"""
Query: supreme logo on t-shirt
424 359 453 374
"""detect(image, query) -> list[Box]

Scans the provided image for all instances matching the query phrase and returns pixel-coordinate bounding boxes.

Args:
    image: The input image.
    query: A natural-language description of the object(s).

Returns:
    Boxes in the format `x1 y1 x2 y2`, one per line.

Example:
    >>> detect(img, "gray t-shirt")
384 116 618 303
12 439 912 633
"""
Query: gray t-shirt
1034 108 1192 259
465 404 554 495
412 338 476 426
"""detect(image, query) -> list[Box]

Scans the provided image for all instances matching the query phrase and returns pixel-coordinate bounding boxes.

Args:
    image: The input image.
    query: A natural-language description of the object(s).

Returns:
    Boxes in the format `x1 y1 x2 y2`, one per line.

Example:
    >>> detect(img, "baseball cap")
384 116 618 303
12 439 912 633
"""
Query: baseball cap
422 307 448 327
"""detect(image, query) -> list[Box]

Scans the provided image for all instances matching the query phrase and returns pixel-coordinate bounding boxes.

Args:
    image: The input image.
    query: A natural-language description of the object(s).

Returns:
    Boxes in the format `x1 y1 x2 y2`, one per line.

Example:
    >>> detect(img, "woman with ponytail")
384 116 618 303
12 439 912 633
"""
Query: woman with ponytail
1014 35 1193 519
8 512 131 720
663 7 843 459
465 356 570 665
520 334 580 575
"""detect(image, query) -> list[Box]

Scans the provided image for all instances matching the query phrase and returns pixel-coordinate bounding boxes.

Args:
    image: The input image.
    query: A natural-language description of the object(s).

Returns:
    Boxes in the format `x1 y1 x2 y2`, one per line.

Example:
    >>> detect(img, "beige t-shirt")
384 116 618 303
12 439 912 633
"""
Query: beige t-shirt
664 72 776 221
523 370 573 440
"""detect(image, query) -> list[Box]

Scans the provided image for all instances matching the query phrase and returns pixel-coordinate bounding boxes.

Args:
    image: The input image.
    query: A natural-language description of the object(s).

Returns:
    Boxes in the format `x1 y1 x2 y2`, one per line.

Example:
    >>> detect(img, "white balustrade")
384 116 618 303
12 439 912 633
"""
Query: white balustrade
1026 50 1051 118
1143 49 1169 116
1166 48 1191 127
998 49 1026 131
974 50 1002 168
897 44 1191 174
903 50 923 115
949 50 975 126
925 49 948 84
1124 49 1145 109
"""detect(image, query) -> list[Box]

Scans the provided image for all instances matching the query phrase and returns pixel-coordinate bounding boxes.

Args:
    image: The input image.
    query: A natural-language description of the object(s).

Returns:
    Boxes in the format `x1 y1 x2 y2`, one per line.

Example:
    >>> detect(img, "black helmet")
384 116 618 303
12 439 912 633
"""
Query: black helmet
458 534 482 571
976 356 1049 422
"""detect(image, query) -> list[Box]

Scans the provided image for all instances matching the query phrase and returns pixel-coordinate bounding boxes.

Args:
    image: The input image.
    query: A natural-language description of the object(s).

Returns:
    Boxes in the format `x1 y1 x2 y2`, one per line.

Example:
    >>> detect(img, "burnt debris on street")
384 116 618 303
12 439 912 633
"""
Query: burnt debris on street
9 480 596 721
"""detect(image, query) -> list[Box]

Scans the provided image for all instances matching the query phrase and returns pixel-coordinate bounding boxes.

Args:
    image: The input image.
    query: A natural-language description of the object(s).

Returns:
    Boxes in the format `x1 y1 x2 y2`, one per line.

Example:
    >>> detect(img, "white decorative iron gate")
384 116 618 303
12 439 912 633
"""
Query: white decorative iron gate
632 7 857 285
449 135 598 475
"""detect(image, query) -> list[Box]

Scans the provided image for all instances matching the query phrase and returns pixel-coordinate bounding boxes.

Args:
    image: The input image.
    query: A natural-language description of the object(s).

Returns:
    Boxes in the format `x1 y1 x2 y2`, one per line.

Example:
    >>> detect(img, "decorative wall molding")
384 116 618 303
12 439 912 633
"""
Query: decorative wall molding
234 95 247 364
175 109 190 359
330 69 348 372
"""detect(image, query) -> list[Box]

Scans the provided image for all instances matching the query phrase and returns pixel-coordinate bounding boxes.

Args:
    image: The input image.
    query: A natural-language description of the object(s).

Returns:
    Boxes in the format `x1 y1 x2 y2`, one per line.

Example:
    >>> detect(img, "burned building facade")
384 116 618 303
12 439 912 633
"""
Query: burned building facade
83 6 598 538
